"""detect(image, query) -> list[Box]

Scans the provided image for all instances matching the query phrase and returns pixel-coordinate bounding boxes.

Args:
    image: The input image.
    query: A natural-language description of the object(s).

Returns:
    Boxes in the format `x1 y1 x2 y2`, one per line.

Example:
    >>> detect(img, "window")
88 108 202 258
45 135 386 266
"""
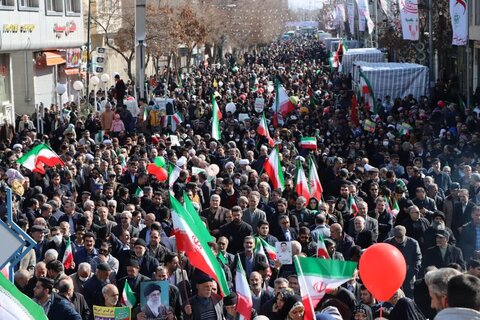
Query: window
45 0 63 14
0 0 15 10
65 0 80 15
18 0 39 10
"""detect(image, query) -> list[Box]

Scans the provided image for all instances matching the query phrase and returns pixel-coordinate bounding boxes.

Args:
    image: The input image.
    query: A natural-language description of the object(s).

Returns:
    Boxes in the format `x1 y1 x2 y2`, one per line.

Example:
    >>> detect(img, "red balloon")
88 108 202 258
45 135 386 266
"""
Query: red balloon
258 87 264 94
240 94 247 101
147 164 168 182
359 243 406 301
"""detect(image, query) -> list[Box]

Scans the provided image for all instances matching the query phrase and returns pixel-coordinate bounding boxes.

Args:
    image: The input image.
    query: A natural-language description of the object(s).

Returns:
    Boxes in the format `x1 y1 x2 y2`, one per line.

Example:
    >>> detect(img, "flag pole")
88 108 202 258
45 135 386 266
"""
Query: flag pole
294 255 316 318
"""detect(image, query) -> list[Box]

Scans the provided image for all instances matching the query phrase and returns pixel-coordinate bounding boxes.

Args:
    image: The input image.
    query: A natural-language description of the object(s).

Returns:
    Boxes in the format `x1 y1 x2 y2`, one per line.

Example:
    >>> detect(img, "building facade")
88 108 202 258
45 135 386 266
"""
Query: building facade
0 0 84 122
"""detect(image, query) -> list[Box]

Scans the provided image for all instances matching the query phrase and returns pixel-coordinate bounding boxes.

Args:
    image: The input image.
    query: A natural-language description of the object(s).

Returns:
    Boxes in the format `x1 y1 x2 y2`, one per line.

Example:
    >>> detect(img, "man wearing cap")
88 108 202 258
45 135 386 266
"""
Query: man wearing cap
140 283 168 318
118 259 150 307
132 238 159 278
423 211 456 250
184 272 224 320
385 226 422 297
422 229 466 272
83 262 112 309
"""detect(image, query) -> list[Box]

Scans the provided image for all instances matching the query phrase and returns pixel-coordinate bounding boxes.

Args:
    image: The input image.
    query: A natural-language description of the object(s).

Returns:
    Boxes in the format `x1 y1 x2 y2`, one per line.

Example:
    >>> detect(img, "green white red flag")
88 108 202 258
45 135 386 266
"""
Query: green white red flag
235 254 253 320
308 157 323 201
170 194 230 296
349 193 358 216
121 281 137 307
257 113 274 147
212 95 222 140
0 272 48 319
359 71 377 114
263 146 285 191
295 160 310 203
254 237 277 262
62 237 74 270
294 257 357 320
300 137 317 150
316 234 330 259
16 143 64 174
273 79 294 126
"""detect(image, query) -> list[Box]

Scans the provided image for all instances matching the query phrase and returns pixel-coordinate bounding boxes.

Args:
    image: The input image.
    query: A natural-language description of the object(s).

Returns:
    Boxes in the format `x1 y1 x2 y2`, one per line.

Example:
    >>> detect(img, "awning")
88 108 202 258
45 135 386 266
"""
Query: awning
45 51 66 66
64 68 79 75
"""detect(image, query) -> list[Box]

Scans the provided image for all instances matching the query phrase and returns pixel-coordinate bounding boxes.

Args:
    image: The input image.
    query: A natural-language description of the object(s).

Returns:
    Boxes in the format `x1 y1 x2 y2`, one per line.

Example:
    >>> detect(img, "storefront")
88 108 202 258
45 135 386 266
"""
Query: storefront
0 0 84 120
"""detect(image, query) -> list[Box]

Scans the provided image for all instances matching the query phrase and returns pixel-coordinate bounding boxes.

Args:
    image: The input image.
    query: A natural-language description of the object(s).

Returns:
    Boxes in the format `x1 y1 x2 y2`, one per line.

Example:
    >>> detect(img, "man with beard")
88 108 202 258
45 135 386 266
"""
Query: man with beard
141 283 168 319
219 206 253 254
33 277 81 320
423 211 456 251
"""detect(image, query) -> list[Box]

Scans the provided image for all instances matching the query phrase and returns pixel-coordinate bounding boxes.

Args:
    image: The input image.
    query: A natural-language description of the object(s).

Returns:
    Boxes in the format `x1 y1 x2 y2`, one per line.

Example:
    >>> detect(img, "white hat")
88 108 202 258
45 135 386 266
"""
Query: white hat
13 144 22 150
103 139 112 145
176 156 187 167
225 161 235 169
239 159 249 165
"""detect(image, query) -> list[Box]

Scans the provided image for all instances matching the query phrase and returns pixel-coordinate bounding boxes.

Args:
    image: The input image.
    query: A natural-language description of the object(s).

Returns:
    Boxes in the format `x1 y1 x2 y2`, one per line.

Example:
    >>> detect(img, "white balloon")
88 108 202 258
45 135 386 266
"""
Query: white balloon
100 73 110 83
267 85 274 93
218 81 223 87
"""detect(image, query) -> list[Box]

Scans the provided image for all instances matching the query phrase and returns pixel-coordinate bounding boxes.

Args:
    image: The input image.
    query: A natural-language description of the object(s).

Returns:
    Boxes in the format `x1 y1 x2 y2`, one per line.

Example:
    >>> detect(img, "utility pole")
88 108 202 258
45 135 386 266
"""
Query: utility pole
135 0 146 99
428 0 434 87
86 0 92 104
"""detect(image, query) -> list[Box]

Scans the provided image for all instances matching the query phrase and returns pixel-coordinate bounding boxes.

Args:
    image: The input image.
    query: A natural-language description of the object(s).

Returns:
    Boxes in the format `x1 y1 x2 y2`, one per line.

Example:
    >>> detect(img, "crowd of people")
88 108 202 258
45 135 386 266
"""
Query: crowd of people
2 34 480 320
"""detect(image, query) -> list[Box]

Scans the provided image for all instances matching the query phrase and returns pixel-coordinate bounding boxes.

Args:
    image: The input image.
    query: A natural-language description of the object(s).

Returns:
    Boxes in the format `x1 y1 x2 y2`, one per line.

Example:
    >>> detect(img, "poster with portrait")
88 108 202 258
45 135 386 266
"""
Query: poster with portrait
93 305 130 320
275 241 292 265
140 281 170 320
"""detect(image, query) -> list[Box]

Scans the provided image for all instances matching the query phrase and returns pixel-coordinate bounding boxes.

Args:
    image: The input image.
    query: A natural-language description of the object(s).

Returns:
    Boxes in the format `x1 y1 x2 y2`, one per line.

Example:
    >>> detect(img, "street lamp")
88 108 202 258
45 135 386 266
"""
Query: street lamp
55 83 67 124
101 73 110 95
73 80 84 111
91 75 100 112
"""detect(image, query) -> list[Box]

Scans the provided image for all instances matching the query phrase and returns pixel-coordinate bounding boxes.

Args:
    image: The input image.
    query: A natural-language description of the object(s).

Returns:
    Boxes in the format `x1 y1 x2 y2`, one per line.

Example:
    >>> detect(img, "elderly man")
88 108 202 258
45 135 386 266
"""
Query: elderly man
242 191 267 230
184 273 224 320
201 194 230 236
33 277 81 320
112 211 140 238
385 226 422 298
329 223 355 258
347 200 379 242
102 284 120 307
234 236 268 278
69 262 92 295
351 216 374 249
422 229 466 271
83 262 112 309
425 268 462 313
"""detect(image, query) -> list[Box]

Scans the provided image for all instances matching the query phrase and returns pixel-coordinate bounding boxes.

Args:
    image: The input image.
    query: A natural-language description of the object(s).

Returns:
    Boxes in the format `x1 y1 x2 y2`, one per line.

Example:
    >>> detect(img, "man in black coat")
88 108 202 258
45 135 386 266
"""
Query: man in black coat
33 277 82 320
219 206 253 254
131 239 159 278
57 277 91 320
458 205 480 261
385 226 422 298
83 262 112 309
117 259 150 308
273 215 297 242
422 229 466 272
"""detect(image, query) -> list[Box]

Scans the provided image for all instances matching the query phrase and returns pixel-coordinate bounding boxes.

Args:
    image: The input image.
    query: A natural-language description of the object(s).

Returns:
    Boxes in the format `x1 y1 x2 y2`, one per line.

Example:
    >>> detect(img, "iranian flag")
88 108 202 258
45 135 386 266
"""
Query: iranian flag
257 113 274 147
254 237 277 262
168 162 182 188
328 52 339 69
295 160 310 203
351 94 359 126
161 112 183 132
235 254 253 320
121 281 137 307
359 71 377 114
0 272 48 320
294 257 357 320
316 234 330 259
212 95 221 140
17 143 64 174
62 237 74 270
300 137 317 150
308 157 323 202
274 79 295 117
134 186 144 198
170 194 230 296
263 146 285 192
348 193 358 216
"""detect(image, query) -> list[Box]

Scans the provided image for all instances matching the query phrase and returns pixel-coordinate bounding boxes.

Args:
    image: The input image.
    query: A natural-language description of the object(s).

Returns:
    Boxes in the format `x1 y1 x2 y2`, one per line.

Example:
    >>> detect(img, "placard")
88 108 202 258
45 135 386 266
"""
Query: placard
275 241 292 265
140 281 170 320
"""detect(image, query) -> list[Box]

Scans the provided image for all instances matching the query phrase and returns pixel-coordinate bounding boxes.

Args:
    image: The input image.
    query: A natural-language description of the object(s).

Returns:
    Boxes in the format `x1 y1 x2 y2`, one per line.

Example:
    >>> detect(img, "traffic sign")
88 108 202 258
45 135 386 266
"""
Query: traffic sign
0 220 24 269
0 187 37 281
